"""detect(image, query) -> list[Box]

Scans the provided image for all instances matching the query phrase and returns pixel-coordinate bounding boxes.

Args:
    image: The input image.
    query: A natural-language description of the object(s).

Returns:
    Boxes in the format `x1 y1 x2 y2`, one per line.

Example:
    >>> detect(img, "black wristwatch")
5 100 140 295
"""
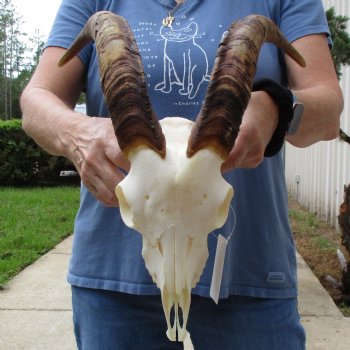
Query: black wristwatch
252 78 304 157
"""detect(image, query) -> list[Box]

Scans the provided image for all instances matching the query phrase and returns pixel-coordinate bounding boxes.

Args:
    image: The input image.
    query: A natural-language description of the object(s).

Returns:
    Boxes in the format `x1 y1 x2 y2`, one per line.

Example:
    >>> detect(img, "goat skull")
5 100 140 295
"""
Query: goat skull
59 11 305 341
116 117 233 340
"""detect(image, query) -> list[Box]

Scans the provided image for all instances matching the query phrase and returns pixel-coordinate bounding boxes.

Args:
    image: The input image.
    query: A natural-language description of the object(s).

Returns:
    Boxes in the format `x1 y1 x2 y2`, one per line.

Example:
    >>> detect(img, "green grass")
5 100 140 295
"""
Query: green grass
312 236 337 251
289 208 335 251
289 208 319 233
0 186 80 288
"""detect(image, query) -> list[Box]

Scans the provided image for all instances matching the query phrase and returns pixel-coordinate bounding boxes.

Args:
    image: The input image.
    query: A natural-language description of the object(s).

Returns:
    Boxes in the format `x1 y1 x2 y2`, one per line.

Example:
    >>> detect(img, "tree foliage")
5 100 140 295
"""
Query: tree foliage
325 7 350 145
326 7 350 79
0 0 44 120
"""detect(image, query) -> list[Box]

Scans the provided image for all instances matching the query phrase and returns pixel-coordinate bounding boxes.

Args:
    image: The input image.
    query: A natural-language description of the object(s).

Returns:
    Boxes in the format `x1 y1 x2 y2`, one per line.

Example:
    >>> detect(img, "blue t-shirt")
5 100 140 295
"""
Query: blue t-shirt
47 0 329 299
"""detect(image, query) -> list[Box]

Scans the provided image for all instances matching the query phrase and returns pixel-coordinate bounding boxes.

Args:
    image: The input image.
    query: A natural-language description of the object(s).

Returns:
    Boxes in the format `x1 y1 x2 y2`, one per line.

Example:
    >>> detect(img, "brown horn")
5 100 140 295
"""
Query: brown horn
186 15 306 159
59 11 166 158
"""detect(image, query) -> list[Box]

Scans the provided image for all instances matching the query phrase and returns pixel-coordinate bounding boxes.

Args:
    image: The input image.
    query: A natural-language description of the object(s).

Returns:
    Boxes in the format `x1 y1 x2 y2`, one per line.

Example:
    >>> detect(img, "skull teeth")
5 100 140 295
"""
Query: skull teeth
163 291 190 342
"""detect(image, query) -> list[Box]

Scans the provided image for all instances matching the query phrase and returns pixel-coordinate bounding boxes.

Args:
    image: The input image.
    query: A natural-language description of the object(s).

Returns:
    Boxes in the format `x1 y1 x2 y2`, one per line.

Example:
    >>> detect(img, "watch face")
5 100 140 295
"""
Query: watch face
288 102 304 135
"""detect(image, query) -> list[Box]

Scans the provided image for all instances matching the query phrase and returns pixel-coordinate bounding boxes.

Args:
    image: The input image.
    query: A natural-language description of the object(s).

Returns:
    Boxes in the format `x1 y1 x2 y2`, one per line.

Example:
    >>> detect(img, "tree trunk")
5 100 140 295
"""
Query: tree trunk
338 184 350 298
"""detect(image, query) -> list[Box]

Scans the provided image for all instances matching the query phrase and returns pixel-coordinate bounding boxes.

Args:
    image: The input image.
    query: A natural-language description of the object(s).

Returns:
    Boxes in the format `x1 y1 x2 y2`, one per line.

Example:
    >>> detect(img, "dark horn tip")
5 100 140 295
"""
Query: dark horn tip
58 53 70 67
299 57 307 68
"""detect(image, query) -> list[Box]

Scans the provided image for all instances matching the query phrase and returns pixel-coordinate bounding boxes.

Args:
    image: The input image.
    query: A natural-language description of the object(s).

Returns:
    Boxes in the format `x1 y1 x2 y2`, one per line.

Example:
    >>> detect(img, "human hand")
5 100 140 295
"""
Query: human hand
221 91 279 172
67 116 130 207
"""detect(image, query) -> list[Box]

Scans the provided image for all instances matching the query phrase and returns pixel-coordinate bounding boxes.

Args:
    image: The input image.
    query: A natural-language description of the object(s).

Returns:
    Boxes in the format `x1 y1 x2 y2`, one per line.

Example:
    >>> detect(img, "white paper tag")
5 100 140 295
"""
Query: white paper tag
210 234 228 304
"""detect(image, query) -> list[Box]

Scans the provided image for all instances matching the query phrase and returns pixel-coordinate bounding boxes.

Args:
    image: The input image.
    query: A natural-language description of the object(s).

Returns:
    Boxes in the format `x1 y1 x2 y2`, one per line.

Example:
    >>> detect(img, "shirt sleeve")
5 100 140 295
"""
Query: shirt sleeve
45 0 97 67
278 0 330 43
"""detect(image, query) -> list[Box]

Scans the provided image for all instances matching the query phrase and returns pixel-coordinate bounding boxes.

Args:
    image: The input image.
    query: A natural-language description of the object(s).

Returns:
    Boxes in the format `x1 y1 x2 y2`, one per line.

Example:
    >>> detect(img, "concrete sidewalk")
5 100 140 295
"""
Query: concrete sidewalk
0 236 349 350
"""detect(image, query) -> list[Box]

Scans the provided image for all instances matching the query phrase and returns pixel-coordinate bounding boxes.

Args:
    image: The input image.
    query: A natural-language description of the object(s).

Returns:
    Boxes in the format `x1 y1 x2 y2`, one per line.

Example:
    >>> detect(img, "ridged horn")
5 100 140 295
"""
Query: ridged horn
186 15 306 159
59 11 166 158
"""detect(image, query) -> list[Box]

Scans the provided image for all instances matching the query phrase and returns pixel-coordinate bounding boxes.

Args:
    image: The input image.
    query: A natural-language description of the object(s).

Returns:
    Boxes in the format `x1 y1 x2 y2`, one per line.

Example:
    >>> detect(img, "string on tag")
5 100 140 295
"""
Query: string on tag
211 204 237 241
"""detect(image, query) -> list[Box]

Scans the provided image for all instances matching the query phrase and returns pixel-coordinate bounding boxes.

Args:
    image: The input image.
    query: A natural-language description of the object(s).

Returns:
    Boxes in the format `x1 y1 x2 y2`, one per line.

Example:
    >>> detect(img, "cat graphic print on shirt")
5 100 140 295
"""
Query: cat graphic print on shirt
155 21 210 99
133 14 219 109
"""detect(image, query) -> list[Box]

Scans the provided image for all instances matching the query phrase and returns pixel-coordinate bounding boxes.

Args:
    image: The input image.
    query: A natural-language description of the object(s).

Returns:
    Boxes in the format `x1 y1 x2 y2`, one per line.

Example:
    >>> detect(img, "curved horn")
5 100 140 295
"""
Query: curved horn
59 11 166 158
186 15 306 159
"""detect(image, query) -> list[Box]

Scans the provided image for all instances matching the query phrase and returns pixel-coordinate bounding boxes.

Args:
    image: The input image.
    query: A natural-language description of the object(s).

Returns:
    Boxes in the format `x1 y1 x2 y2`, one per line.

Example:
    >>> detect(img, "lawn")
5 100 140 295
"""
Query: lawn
0 186 80 288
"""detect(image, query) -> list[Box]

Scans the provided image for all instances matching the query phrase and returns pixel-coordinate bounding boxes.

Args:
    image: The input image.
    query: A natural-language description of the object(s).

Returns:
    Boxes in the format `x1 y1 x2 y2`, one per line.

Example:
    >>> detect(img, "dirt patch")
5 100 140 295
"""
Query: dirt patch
289 198 350 317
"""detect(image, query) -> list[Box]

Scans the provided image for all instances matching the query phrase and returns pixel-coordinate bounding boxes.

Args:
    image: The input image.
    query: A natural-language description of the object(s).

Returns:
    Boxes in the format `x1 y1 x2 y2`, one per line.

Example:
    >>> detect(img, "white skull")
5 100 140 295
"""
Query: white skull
115 117 233 341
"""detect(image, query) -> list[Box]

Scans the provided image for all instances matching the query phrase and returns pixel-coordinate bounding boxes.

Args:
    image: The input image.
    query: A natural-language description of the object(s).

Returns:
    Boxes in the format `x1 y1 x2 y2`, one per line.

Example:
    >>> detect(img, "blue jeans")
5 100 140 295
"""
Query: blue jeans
71 286 305 350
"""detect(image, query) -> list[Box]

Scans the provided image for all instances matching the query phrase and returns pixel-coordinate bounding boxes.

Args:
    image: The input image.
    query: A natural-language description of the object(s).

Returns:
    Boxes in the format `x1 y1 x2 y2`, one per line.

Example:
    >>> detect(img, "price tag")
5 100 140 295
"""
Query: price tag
210 234 228 304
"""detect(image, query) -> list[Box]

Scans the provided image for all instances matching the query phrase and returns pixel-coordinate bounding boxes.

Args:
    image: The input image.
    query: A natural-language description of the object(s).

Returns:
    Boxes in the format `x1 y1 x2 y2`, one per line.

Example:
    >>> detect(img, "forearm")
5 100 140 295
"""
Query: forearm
21 83 127 207
21 47 86 159
20 47 128 207
285 34 343 147
286 85 343 147
21 86 85 158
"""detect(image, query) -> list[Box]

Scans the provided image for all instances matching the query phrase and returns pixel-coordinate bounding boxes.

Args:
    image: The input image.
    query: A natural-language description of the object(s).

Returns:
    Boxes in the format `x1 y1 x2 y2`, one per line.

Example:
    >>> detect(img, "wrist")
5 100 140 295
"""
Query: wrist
252 78 294 157
253 90 279 130
58 110 89 159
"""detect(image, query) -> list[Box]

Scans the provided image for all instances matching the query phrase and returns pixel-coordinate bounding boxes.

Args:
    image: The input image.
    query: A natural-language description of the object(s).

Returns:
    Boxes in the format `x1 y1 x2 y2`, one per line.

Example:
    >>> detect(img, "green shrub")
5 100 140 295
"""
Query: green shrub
0 119 77 185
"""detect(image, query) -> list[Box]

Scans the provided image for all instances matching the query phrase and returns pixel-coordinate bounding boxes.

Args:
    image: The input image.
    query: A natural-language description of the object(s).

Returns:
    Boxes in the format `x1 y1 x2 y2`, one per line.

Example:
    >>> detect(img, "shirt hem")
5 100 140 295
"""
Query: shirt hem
68 273 298 300
286 25 330 43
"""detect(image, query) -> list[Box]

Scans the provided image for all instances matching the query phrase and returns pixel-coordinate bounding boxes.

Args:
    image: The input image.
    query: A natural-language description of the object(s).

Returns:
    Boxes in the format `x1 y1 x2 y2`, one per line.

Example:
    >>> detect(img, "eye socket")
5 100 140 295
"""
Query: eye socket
115 186 134 227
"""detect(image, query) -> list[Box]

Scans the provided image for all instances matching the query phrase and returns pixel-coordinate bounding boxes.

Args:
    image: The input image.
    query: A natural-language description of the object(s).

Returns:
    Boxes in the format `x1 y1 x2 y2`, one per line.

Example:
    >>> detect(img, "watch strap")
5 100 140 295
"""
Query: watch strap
252 78 294 157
